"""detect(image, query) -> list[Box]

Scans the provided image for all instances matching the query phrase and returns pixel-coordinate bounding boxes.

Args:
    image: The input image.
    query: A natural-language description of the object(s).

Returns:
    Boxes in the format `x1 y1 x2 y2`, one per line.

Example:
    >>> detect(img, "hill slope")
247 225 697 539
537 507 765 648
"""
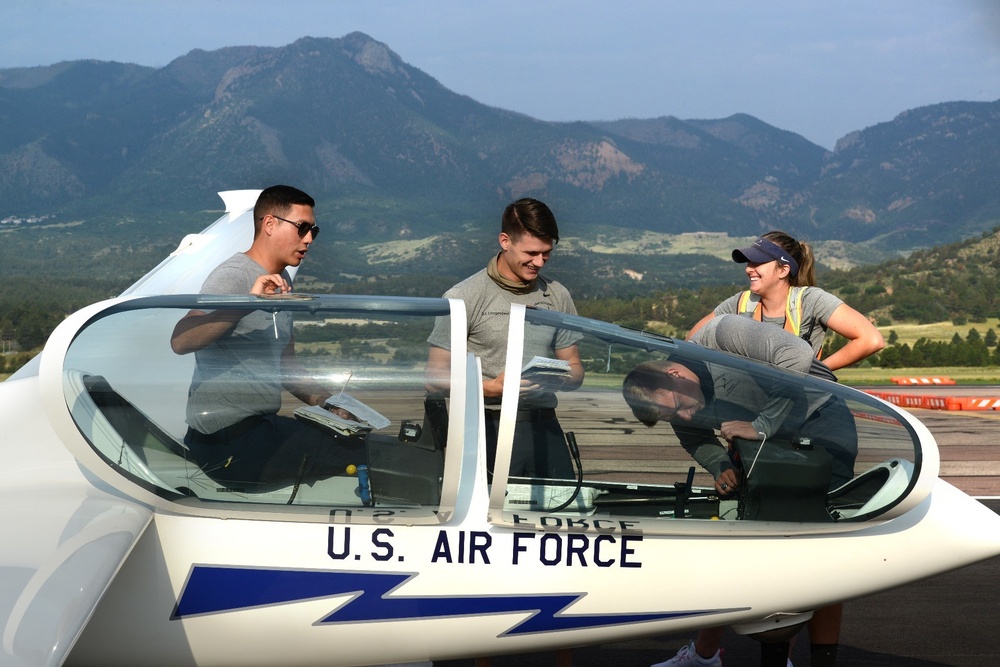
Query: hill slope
0 33 998 294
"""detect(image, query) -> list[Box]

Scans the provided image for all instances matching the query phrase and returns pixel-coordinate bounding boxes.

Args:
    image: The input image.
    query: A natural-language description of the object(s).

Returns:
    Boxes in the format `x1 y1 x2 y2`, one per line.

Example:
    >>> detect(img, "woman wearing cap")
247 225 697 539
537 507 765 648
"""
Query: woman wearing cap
687 230 884 372
654 231 883 667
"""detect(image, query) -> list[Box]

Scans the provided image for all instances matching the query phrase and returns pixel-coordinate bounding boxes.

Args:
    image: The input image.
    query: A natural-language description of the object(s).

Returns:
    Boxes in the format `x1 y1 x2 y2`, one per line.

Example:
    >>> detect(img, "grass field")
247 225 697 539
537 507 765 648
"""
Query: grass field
837 365 1000 386
562 231 890 270
877 318 1000 347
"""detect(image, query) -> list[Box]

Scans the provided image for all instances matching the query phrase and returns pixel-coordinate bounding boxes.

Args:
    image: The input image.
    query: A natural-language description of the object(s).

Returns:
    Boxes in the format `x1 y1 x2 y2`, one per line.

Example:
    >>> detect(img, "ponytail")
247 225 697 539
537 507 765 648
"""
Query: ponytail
761 230 815 287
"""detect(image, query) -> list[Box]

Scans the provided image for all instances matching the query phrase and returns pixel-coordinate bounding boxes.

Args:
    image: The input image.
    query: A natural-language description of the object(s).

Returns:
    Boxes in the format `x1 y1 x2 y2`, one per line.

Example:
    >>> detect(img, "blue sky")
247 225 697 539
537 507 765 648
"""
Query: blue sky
2 1 998 149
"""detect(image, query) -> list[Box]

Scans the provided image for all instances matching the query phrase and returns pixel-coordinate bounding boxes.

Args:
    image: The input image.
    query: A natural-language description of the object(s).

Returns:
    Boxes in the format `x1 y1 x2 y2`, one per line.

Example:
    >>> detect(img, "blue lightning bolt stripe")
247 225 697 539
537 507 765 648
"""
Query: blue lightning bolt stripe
174 566 735 635
173 566 392 618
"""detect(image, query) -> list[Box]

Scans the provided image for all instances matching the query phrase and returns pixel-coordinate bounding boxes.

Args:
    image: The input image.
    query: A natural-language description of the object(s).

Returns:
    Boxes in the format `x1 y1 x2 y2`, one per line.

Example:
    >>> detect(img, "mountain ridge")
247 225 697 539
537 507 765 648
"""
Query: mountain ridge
1 32 998 289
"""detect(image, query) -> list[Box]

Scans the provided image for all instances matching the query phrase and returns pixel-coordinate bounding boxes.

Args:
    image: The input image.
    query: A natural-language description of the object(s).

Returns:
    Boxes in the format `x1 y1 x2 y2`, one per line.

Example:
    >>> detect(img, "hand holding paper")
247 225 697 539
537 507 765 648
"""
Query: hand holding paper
293 391 390 437
323 392 390 430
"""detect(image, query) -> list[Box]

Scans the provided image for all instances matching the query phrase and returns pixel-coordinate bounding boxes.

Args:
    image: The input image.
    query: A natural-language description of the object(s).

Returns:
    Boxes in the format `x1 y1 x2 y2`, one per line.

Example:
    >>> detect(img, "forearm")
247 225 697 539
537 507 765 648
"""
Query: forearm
675 427 733 479
823 305 885 371
170 309 246 354
686 312 715 340
555 344 584 391
281 342 331 406
284 377 330 407
822 334 885 371
424 346 452 395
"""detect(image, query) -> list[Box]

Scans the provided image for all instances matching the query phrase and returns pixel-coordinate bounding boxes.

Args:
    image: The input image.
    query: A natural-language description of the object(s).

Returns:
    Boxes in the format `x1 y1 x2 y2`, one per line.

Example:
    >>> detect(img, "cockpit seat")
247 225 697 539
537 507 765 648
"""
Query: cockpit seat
64 370 447 507
64 370 187 494
827 458 914 520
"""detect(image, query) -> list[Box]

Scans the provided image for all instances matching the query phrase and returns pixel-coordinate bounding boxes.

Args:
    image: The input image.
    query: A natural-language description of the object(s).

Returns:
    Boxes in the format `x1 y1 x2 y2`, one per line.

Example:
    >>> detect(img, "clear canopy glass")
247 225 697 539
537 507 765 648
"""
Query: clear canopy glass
61 294 453 519
59 294 925 533
489 307 923 529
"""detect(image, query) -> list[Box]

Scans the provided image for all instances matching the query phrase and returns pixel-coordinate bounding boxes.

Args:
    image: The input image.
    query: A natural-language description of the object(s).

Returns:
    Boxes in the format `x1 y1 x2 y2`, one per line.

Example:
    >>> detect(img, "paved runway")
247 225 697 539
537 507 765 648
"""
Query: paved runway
438 391 1000 666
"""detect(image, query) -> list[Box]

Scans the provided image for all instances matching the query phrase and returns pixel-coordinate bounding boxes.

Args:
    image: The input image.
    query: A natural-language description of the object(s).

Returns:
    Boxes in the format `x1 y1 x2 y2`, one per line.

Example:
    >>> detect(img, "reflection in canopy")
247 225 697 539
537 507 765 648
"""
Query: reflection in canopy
491 306 922 530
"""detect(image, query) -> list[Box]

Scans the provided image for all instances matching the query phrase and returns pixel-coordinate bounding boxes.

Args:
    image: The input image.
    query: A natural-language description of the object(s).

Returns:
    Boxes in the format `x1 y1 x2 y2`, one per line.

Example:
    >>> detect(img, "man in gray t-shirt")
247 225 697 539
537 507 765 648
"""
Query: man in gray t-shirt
183 252 295 435
623 314 856 495
171 185 356 486
426 198 583 480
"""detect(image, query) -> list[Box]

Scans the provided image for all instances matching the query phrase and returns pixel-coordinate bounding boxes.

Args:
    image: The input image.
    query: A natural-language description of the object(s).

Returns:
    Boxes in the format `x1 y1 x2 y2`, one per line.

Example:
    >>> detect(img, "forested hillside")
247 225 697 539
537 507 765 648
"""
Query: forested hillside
822 226 1000 324
4 229 1000 371
3 33 1000 371
568 225 1000 369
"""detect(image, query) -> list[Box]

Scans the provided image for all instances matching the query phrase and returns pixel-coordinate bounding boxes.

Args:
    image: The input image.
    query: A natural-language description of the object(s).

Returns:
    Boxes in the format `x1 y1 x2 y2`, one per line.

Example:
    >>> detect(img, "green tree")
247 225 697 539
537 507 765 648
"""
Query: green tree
878 345 902 368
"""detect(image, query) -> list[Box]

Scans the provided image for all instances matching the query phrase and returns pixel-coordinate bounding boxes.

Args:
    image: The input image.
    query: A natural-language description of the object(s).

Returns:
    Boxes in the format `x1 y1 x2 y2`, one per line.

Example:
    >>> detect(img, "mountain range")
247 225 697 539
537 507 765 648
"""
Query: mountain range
1 32 999 295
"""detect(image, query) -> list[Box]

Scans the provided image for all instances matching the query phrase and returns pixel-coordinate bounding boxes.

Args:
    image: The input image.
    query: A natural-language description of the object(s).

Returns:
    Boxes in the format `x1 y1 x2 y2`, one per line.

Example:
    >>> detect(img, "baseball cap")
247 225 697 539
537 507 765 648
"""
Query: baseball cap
732 237 799 277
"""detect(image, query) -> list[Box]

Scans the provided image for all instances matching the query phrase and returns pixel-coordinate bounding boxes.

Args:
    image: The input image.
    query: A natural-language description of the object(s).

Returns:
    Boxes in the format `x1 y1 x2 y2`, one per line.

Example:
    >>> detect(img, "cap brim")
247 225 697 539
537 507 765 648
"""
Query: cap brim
732 246 774 264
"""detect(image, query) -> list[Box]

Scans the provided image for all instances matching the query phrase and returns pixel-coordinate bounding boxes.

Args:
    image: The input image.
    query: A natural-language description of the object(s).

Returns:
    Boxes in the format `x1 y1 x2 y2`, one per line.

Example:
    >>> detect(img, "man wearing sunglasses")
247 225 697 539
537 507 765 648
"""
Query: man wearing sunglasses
171 185 354 488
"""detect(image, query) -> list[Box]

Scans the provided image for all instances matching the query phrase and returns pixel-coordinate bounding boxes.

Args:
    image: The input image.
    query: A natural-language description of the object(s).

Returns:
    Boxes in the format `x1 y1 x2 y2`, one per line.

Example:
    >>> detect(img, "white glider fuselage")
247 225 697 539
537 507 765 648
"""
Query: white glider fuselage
1 191 998 667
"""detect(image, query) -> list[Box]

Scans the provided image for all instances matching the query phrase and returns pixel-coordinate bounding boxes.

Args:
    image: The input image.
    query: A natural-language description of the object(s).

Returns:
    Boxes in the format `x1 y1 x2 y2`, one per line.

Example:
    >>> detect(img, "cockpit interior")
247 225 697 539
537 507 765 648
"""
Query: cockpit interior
56 294 923 533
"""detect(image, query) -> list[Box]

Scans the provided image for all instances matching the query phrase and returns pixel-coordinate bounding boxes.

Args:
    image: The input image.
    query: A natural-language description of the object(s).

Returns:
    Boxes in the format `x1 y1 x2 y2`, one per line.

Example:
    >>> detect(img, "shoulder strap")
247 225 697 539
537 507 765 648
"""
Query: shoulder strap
785 286 822 358
784 286 810 337
737 291 763 321
740 288 820 358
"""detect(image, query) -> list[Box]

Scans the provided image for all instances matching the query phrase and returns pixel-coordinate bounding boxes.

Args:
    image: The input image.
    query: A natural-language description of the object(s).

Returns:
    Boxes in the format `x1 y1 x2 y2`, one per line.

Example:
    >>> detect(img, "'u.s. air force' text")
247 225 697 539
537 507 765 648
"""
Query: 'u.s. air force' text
328 525 642 568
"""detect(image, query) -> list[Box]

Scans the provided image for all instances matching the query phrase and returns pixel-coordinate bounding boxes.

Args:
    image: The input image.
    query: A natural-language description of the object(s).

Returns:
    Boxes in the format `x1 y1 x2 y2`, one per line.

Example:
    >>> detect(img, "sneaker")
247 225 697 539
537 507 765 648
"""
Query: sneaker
651 641 723 667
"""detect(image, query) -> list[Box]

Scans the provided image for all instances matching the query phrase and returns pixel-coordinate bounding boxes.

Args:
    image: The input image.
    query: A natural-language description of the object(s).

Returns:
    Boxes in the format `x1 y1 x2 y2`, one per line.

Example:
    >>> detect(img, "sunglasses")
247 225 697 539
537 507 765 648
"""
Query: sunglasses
273 215 320 239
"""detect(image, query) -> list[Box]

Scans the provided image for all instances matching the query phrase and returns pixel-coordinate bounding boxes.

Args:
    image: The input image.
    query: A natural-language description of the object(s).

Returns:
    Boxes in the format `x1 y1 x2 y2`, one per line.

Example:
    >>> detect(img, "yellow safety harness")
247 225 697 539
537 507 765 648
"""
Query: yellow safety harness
737 286 820 358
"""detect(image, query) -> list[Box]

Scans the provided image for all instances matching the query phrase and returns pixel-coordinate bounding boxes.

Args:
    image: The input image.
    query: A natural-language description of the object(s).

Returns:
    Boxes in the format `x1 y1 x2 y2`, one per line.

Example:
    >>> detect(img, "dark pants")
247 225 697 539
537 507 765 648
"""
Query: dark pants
799 396 858 488
186 414 366 488
484 409 574 481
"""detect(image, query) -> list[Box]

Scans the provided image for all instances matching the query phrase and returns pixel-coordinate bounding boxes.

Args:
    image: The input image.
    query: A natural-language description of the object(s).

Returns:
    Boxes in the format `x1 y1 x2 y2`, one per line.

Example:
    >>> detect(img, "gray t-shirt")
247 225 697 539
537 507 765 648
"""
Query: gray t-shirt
186 253 294 433
678 314 823 477
427 268 581 408
714 287 844 356
692 314 815 375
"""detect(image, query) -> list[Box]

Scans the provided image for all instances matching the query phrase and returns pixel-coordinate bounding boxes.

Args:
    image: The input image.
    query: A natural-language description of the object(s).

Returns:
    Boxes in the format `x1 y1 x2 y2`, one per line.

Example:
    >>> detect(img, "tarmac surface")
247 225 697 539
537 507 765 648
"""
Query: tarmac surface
437 387 1000 667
